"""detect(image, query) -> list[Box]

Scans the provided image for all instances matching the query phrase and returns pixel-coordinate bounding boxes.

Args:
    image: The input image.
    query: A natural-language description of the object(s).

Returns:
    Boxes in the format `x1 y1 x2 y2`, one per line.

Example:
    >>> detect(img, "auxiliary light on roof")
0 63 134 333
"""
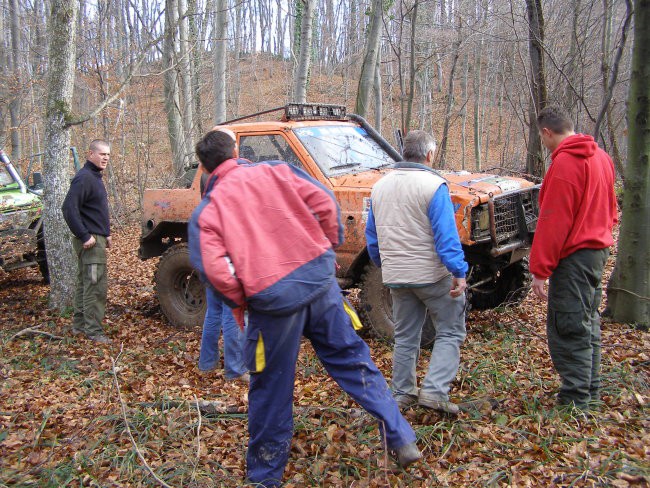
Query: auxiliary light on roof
284 103 347 121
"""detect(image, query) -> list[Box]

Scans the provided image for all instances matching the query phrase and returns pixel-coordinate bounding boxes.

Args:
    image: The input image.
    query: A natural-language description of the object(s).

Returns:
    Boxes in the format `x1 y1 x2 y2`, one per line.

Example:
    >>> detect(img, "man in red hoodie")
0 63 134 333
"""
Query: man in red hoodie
530 106 617 410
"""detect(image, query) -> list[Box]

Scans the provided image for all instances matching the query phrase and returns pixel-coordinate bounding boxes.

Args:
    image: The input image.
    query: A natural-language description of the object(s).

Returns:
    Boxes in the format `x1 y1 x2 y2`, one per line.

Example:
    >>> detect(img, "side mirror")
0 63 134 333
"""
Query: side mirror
31 171 44 189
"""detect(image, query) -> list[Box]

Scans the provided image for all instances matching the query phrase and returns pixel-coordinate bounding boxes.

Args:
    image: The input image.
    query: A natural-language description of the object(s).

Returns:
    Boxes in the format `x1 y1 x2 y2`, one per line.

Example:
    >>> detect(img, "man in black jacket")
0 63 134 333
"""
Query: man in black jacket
62 140 112 343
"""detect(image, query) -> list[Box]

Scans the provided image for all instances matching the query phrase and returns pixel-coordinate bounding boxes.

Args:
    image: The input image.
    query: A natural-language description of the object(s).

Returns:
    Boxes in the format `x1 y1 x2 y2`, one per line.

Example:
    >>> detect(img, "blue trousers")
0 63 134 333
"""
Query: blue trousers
198 287 247 379
244 281 416 487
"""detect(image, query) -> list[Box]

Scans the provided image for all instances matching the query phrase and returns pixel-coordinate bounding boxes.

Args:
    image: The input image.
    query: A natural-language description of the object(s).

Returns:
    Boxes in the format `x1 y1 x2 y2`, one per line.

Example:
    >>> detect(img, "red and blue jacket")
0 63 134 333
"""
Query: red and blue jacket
188 158 344 315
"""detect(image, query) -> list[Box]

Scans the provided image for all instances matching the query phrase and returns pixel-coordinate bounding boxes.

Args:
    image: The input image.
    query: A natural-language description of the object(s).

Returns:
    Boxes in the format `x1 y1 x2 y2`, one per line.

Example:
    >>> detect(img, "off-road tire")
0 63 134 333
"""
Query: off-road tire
359 264 436 348
469 259 531 310
36 225 49 283
155 243 206 329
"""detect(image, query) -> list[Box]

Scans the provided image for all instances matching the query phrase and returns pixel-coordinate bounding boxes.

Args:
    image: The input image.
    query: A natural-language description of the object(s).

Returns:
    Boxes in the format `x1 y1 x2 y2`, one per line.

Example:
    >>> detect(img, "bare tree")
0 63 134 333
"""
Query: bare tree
292 0 315 102
42 0 80 309
525 0 547 177
607 0 650 327
213 0 228 123
355 0 382 117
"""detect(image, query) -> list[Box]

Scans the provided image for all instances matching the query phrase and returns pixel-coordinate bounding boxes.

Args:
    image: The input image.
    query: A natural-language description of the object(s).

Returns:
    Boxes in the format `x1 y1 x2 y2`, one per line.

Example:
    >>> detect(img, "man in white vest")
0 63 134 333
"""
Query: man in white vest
365 130 468 414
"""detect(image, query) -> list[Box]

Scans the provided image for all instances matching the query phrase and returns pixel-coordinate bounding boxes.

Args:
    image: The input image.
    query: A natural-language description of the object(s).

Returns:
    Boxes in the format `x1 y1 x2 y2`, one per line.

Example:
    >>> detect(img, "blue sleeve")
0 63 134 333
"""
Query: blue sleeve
428 185 468 278
364 203 381 267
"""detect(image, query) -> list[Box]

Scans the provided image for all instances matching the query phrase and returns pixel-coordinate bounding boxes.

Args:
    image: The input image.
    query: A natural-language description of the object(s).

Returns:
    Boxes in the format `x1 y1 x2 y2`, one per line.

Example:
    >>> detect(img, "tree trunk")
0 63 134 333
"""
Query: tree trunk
525 0 547 177
163 0 186 175
608 0 650 327
9 0 22 161
354 0 382 117
292 0 315 103
213 0 228 124
374 48 383 130
438 15 461 169
43 0 79 310
404 0 418 133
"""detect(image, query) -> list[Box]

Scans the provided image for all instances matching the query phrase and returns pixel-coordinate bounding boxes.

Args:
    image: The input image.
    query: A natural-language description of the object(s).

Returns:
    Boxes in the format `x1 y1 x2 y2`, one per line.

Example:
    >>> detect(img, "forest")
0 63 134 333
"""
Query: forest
1 0 649 486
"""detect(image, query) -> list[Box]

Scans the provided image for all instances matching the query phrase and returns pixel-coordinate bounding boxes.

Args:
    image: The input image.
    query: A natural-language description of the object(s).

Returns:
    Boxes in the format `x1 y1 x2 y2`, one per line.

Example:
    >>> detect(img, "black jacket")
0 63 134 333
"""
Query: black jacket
62 161 110 243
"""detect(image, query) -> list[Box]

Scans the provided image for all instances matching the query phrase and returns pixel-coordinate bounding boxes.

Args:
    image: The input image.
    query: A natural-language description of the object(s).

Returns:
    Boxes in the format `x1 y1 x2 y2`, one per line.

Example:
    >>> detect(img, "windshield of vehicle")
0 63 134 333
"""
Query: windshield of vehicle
0 165 17 188
293 125 395 176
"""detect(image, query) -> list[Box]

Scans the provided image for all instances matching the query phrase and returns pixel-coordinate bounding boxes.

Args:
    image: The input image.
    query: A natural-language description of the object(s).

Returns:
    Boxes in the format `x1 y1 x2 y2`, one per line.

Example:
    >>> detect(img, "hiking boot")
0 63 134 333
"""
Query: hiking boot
392 442 422 468
394 394 418 410
418 393 460 415
89 334 112 344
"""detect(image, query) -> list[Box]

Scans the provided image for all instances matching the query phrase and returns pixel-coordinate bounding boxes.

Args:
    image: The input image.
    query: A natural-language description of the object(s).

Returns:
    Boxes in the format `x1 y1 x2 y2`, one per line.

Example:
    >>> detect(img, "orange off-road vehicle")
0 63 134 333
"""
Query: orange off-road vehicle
139 104 540 346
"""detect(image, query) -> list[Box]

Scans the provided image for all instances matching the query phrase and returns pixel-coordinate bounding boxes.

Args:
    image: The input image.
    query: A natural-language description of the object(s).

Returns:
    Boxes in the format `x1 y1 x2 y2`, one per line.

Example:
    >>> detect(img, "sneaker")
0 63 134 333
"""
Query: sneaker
418 393 460 415
392 442 422 468
233 372 250 383
88 334 112 344
394 394 418 410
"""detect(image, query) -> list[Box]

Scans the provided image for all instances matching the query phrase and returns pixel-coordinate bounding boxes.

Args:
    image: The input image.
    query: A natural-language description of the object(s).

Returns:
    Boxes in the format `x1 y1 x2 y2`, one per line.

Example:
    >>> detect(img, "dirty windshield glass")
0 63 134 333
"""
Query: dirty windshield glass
293 125 395 176
0 166 16 188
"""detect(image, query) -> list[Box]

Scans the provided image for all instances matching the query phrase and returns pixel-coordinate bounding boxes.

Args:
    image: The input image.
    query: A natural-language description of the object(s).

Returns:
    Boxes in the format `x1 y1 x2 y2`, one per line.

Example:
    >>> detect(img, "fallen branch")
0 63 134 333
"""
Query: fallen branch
8 326 64 342
138 400 367 419
111 348 175 488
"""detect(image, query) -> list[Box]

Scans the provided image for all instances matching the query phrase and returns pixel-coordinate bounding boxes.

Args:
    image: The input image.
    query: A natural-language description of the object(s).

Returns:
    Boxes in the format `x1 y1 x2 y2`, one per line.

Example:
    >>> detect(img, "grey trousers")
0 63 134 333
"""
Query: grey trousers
547 247 609 409
390 276 466 401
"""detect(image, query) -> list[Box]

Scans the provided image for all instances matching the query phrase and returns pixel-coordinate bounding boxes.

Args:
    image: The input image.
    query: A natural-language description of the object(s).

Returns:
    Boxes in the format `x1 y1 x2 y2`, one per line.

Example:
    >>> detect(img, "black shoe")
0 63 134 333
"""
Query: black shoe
393 442 422 468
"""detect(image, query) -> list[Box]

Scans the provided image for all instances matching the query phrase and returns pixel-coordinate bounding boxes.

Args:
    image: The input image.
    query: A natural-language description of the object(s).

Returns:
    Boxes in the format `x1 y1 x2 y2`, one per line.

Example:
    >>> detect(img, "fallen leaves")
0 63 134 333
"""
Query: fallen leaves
0 224 648 487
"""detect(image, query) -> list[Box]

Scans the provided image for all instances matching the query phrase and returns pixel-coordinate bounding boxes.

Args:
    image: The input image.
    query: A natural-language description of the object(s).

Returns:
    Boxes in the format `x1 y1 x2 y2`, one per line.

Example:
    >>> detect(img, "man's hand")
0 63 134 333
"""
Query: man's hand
83 235 96 249
450 277 467 298
532 276 548 300
107 236 112 248
232 305 247 330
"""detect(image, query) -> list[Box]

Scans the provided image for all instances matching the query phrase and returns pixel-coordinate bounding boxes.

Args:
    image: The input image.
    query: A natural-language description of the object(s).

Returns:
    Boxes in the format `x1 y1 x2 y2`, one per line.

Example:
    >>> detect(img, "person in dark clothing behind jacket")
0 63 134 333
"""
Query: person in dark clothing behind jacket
188 130 420 488
365 130 468 415
531 107 617 411
62 139 112 344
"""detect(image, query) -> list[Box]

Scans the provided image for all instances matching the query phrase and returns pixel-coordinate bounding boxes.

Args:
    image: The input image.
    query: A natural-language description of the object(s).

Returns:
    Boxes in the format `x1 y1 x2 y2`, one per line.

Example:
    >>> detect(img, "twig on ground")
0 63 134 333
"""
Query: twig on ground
190 394 202 481
111 353 175 488
8 326 63 342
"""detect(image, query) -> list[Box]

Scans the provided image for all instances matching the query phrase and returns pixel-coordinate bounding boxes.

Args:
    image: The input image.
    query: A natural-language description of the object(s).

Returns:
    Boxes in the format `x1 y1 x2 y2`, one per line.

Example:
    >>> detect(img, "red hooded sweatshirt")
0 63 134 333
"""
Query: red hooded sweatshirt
529 134 617 279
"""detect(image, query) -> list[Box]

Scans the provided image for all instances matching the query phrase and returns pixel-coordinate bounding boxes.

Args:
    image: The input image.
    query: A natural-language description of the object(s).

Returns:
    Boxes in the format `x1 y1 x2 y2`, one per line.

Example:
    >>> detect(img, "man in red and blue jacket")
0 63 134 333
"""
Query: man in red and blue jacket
188 130 420 487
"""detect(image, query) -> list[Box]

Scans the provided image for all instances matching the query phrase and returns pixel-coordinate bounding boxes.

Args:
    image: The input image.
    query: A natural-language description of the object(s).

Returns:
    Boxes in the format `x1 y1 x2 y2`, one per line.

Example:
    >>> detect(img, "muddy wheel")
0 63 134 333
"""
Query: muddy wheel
155 243 206 328
36 226 49 283
359 264 436 348
469 259 531 310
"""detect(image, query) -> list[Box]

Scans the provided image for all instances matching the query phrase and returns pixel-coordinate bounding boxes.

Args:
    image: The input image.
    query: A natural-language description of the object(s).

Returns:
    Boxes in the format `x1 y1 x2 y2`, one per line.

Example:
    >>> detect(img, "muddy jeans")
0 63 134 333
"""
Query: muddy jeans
72 235 108 336
390 276 467 401
547 247 609 409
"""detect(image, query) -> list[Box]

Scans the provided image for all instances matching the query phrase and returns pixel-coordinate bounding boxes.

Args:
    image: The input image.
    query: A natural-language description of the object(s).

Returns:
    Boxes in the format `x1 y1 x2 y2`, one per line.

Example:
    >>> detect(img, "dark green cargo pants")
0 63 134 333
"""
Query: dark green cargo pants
72 235 108 337
547 247 609 409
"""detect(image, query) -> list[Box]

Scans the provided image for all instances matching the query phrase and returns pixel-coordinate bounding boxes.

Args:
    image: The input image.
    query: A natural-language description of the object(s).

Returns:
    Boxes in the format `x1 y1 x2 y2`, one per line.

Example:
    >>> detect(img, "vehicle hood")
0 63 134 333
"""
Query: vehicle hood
0 190 41 213
329 168 535 198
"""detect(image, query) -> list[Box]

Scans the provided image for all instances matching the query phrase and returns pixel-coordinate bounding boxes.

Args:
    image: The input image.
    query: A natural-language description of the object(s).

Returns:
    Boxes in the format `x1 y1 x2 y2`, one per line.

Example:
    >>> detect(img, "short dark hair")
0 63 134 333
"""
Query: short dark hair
195 130 236 173
537 106 574 134
89 139 109 151
402 130 436 163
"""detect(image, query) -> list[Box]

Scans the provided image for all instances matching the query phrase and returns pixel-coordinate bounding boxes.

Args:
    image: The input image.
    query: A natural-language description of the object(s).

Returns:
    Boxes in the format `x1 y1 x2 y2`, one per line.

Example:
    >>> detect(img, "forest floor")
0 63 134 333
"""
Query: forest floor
0 225 648 487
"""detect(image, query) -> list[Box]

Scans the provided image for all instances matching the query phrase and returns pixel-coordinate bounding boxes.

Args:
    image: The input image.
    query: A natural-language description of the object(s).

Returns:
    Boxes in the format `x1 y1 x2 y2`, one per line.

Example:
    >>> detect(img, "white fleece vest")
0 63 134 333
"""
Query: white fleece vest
371 167 450 285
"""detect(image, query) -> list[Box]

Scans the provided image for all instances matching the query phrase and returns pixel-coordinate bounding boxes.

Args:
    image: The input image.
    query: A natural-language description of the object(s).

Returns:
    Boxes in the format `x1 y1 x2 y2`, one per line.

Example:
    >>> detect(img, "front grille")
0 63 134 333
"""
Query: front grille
492 187 540 244
493 194 520 244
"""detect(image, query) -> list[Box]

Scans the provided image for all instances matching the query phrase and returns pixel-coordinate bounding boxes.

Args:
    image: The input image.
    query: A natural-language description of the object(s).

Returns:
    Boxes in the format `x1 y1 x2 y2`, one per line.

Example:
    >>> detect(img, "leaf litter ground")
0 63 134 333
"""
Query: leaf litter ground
0 225 648 487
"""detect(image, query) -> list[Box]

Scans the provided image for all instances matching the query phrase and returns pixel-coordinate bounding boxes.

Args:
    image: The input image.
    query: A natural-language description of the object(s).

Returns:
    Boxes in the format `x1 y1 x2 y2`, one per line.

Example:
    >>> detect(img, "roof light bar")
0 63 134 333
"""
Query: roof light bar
284 103 347 121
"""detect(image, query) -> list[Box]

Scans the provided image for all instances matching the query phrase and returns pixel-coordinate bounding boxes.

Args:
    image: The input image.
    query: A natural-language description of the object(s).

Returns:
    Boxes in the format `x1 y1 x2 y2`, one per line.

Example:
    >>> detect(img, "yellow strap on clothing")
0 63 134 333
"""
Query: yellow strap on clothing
343 298 363 331
255 331 266 372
